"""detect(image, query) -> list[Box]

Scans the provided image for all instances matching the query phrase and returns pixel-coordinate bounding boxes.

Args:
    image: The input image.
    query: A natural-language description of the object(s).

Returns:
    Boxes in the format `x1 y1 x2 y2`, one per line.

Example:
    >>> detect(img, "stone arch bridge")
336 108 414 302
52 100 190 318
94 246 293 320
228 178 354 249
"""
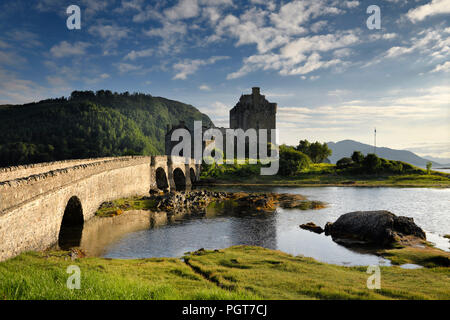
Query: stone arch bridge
0 156 200 261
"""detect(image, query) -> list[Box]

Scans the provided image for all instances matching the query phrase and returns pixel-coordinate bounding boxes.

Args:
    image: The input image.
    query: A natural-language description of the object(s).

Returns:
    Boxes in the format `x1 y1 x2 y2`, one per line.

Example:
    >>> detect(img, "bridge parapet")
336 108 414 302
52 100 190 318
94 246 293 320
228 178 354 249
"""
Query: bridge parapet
0 157 118 182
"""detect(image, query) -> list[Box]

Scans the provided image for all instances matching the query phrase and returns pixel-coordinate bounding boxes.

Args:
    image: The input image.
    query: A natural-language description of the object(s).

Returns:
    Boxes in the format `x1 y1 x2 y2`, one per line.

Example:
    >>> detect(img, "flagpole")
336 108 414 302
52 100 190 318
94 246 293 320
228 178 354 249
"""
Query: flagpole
374 128 377 155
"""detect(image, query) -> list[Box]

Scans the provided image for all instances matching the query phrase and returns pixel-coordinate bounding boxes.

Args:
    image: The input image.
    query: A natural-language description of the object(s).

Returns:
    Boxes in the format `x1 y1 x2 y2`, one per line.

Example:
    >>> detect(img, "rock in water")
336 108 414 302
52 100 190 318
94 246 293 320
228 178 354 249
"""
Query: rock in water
300 222 324 234
324 210 426 246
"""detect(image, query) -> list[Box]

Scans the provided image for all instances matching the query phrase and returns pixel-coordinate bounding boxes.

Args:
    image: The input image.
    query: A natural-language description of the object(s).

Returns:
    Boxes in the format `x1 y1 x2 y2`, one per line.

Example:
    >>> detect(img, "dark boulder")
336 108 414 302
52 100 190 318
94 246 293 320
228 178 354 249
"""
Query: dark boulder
324 211 426 246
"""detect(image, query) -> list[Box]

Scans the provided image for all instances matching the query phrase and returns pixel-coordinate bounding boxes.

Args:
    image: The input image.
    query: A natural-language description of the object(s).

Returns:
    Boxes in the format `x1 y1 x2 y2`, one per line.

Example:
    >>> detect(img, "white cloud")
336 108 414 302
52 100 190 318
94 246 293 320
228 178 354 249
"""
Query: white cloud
115 0 144 12
383 27 450 61
0 40 9 48
276 85 450 149
281 31 359 59
227 30 359 79
144 21 187 38
370 33 398 41
173 56 229 79
328 89 350 97
124 48 154 61
0 69 65 105
198 101 230 125
406 0 450 22
89 24 130 40
0 50 27 66
84 73 110 84
343 1 359 8
116 62 141 73
165 0 199 20
6 30 42 47
431 61 450 73
310 21 328 33
132 6 164 23
199 84 211 91
144 21 188 54
333 48 352 58
206 1 360 79
88 24 130 53
270 0 342 36
81 0 111 16
36 0 111 18
50 41 90 58
385 46 414 58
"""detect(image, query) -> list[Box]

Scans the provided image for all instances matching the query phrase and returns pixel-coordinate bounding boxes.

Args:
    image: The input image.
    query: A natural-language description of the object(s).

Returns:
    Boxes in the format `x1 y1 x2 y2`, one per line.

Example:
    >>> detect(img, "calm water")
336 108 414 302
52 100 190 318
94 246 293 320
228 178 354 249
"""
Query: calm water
99 187 450 266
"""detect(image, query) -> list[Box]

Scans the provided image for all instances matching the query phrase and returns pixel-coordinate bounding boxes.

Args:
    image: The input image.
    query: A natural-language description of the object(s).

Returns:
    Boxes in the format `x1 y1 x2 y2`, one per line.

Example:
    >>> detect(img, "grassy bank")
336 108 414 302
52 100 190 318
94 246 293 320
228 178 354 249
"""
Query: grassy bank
1 246 449 300
199 163 450 188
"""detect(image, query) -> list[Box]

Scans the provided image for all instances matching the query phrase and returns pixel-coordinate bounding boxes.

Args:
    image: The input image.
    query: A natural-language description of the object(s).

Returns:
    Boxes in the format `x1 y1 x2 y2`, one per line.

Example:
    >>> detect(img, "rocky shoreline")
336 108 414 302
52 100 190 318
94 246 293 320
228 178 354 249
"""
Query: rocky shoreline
97 190 327 217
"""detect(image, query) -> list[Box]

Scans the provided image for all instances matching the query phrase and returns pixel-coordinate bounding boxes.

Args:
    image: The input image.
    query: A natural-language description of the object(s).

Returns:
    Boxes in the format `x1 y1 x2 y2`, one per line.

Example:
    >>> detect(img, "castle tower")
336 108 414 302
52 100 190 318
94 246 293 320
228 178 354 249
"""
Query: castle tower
229 87 277 131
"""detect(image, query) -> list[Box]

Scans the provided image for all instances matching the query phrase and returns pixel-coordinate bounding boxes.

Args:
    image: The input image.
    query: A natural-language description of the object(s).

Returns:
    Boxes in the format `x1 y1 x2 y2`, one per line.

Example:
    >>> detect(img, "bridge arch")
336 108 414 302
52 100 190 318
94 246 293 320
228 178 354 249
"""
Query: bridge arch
58 196 84 249
173 168 186 191
155 167 169 191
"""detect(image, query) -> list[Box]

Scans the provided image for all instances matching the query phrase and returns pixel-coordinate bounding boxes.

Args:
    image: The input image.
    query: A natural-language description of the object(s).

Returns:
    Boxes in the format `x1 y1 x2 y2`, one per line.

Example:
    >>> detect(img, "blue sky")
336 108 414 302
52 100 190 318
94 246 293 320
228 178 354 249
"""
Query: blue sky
0 0 449 158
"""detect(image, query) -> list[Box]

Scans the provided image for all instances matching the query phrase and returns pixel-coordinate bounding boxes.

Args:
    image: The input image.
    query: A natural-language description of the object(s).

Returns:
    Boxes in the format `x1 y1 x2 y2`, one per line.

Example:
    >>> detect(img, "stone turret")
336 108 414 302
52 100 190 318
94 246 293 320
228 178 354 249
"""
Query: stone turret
229 87 277 131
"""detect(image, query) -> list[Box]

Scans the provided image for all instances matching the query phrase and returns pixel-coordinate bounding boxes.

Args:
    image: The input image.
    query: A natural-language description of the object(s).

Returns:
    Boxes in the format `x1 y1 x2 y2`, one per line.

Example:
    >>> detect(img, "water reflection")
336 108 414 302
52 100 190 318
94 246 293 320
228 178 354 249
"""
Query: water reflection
79 211 165 256
79 186 449 266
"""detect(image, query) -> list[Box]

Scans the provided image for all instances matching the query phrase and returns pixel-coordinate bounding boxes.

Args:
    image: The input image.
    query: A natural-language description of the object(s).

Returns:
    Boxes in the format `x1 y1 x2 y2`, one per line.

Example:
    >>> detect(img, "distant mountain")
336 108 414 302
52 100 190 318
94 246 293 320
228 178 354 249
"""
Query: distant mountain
0 90 214 167
422 155 450 167
326 140 442 168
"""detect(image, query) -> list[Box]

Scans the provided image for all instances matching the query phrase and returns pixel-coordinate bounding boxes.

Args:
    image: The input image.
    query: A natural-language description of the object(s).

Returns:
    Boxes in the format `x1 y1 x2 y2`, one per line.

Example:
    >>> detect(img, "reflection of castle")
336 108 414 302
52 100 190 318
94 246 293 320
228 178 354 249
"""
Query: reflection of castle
165 87 277 156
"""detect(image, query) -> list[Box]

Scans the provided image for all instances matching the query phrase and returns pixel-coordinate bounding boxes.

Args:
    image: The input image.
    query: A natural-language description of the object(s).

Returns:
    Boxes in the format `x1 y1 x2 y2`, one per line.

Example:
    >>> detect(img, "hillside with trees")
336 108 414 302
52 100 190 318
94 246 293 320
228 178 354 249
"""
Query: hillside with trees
0 91 213 167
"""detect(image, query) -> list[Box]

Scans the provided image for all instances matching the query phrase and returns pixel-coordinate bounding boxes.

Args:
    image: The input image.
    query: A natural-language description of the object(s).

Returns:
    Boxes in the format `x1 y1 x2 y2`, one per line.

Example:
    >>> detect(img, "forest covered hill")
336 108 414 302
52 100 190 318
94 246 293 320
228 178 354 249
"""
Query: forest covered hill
0 90 213 167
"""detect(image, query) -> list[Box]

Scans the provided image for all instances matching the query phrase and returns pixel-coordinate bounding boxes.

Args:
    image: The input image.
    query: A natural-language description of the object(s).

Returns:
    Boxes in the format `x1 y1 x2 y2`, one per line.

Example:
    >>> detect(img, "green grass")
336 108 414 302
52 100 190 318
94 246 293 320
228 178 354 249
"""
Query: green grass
380 246 450 268
96 196 157 217
184 246 450 300
1 246 449 300
200 163 450 188
0 250 254 300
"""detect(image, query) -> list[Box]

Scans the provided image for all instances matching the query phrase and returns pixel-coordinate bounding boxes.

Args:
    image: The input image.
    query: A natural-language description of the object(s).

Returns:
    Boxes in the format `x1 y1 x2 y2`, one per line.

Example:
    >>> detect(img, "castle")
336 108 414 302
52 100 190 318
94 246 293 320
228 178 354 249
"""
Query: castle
165 87 277 156
229 87 277 132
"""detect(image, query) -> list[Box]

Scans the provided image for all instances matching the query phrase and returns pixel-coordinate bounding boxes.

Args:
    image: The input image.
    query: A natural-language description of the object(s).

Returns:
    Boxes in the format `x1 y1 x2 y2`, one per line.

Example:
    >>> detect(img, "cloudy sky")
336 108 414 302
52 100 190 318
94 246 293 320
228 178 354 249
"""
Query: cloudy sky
0 0 449 158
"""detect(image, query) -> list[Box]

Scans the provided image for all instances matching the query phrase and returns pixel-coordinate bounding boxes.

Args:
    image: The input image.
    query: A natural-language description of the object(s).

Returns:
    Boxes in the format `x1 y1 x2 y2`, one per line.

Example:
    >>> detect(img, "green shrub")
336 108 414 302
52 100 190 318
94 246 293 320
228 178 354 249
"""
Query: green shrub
296 140 332 164
200 159 262 179
363 153 382 173
384 161 403 173
426 161 432 174
279 145 311 176
351 151 364 164
336 157 354 169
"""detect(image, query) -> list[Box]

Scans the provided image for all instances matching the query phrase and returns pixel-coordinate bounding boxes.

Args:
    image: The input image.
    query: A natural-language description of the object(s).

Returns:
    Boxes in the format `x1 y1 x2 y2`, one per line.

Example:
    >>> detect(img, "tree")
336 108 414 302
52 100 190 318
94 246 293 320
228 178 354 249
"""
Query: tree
426 161 432 174
363 153 381 173
337 157 353 169
279 145 311 176
296 139 332 163
351 151 364 164
296 140 311 154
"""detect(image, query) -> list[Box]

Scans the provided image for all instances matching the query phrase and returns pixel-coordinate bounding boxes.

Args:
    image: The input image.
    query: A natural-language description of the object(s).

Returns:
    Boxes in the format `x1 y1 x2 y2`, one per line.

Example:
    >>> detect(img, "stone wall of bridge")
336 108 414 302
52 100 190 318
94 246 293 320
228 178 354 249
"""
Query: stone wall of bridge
0 155 199 261
0 157 117 182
